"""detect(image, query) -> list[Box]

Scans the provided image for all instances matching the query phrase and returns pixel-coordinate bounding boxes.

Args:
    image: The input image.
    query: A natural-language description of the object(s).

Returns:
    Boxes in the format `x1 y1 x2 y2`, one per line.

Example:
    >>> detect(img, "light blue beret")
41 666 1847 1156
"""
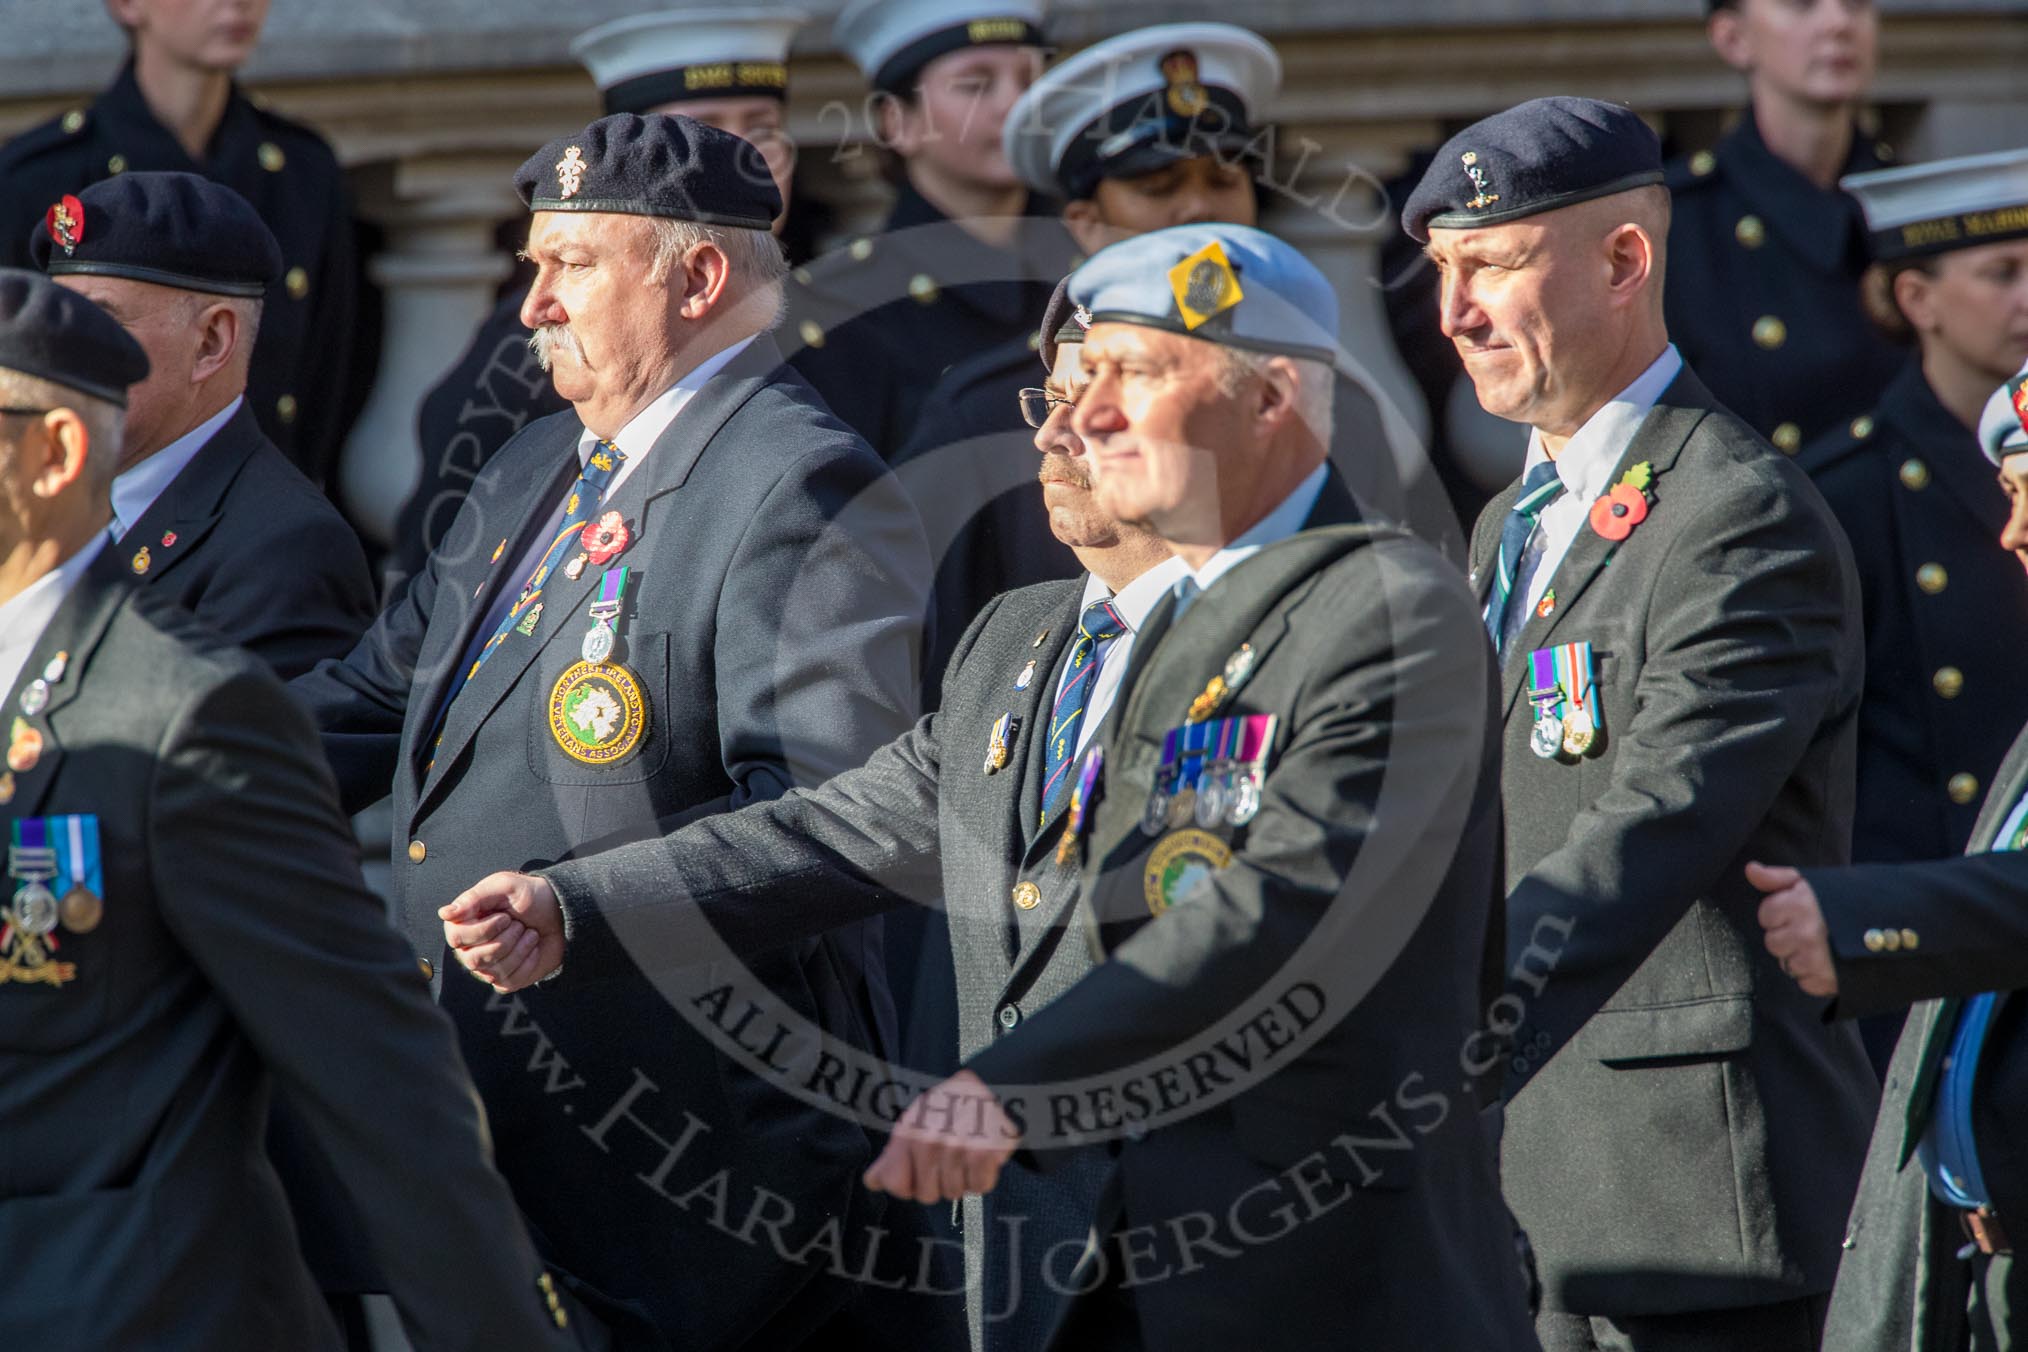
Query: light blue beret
1066 222 1338 363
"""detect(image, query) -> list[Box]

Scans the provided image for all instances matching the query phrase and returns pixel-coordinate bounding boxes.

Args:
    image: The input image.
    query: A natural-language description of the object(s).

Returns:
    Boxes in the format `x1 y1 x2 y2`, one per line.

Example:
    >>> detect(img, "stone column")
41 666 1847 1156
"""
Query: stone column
338 153 522 550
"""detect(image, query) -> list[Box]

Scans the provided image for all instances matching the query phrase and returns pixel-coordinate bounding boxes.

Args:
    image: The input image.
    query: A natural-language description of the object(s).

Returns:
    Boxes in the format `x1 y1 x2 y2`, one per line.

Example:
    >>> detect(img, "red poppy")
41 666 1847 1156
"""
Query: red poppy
1589 483 1649 542
579 510 630 565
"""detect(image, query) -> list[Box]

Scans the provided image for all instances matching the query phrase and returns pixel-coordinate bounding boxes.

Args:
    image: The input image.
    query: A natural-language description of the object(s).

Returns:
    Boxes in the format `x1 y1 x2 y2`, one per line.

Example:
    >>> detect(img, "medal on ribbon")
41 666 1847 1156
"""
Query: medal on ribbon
1527 648 1564 760
983 713 1017 775
1554 641 1601 756
1057 746 1105 866
4 817 77 986
1225 714 1278 826
581 566 628 665
1196 717 1239 828
1142 729 1180 837
55 814 103 934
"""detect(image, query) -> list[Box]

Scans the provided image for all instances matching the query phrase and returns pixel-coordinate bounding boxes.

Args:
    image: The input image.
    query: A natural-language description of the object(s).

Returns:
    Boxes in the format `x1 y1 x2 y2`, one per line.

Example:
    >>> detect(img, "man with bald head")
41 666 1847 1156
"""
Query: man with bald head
1410 97 1878 1350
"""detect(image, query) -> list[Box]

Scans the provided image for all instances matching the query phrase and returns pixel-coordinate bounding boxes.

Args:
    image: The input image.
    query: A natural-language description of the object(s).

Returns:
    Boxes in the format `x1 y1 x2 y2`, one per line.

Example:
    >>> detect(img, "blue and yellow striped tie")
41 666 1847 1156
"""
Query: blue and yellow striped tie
1039 599 1127 823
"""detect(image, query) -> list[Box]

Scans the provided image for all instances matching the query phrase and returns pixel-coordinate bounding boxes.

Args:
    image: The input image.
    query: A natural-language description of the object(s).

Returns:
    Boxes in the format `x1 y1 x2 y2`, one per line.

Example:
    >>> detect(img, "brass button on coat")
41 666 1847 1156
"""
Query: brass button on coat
1900 929 1920 951
1752 315 1787 350
1012 881 1042 911
277 393 299 423
798 319 825 349
1690 150 1716 176
1734 215 1766 248
1933 667 1964 700
1851 415 1874 439
998 1004 1020 1030
1771 422 1802 454
1899 458 1930 490
285 266 310 300
107 153 127 174
1916 564 1948 595
417 957 434 979
407 840 427 863
1949 773 1980 805
1863 928 1886 953
258 141 286 172
61 109 84 134
908 273 940 305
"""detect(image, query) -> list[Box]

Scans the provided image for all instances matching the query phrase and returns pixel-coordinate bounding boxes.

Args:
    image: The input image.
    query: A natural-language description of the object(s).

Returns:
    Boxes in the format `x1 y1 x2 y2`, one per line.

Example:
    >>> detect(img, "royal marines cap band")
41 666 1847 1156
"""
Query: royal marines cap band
1005 23 1280 201
572 9 807 116
1068 222 1339 364
1843 148 2028 263
834 0 1048 95
27 171 281 299
0 267 149 407
1981 358 2028 467
1037 274 1090 370
515 113 782 229
1402 96 1664 243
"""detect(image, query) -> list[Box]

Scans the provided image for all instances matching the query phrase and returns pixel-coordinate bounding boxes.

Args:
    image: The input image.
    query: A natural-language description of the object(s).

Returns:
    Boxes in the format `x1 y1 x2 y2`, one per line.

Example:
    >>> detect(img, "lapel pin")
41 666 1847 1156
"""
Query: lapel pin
490 538 507 565
1032 629 1049 649
8 718 43 773
515 603 543 636
130 546 150 575
159 530 177 548
41 652 66 685
1014 660 1037 691
983 713 1018 774
0 770 13 805
1536 589 1557 620
18 680 48 717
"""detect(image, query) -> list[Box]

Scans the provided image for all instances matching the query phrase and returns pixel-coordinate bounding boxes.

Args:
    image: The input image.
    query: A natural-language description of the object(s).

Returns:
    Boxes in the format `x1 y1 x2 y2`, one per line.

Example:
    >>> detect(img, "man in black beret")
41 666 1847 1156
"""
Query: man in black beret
31 171 375 683
0 264 574 1351
1410 95 1878 1350
0 0 366 491
291 112 932 1351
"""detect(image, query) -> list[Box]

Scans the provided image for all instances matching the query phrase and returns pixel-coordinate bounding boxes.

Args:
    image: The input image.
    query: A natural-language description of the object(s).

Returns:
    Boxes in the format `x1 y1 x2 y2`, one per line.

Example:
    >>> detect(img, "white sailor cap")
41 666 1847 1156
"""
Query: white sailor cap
1980 359 2028 467
834 0 1048 95
572 9 808 116
1004 23 1280 201
1843 147 2028 263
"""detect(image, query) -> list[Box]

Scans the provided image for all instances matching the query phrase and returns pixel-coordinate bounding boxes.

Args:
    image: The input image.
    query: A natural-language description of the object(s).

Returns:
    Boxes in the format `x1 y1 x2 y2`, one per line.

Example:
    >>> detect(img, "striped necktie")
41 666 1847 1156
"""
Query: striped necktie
1486 460 1565 650
1038 598 1127 823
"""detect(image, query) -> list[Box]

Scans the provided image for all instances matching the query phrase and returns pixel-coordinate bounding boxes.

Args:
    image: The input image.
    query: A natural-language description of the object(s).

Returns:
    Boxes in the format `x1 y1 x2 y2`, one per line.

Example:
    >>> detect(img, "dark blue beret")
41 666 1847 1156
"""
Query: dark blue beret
0 267 149 407
1401 97 1663 243
28 171 281 299
514 113 781 230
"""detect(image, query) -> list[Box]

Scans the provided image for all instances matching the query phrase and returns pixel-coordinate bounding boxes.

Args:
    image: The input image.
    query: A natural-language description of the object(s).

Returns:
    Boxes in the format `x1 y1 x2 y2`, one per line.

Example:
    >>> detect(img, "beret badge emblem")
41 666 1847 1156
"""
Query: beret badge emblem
556 146 587 200
1461 151 1500 211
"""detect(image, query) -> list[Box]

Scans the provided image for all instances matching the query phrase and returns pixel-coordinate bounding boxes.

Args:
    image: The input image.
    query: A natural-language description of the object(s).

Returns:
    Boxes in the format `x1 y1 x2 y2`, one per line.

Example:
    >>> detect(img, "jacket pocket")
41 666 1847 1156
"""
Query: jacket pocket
1581 994 1754 1065
526 631 675 786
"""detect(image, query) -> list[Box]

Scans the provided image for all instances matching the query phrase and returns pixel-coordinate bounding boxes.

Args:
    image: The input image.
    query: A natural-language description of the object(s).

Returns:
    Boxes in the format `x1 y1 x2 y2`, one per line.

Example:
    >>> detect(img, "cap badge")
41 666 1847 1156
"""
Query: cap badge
1160 50 1209 119
44 196 84 256
1168 240 1244 332
1072 303 1092 331
556 146 587 200
1461 151 1500 211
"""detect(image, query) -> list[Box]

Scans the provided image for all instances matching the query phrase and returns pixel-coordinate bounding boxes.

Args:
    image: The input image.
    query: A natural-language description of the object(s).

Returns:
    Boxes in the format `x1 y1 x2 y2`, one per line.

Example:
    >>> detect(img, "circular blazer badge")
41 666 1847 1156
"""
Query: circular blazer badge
548 661 650 765
1143 828 1234 917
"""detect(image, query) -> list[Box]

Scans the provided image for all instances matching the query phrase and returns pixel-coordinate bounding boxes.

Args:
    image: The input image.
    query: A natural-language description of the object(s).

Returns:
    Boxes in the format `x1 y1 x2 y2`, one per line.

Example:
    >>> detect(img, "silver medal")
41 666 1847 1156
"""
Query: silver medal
1195 765 1229 828
12 882 58 935
18 680 47 716
1227 771 1263 826
1140 786 1172 837
1529 713 1564 760
581 620 615 666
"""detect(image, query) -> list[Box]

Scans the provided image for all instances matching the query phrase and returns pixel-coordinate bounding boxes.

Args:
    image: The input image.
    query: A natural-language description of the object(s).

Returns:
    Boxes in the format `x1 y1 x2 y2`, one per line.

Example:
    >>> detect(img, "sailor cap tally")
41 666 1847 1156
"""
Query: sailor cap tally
1843 147 2028 263
572 9 808 116
834 0 1048 95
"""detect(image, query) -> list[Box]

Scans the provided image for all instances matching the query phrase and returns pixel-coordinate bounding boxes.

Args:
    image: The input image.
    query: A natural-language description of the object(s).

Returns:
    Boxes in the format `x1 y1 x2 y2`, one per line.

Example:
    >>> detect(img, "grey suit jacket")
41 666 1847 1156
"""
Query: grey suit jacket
294 338 930 1348
1466 366 1880 1317
1818 722 2028 1352
0 568 565 1352
963 520 1538 1351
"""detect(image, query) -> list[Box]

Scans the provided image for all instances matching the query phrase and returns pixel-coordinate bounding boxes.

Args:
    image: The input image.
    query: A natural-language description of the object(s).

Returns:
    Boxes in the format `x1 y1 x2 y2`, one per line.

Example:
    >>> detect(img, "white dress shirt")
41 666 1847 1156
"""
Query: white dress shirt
1056 555 1190 759
1172 462 1328 622
1499 344 1683 649
0 533 107 700
572 334 757 499
109 396 242 540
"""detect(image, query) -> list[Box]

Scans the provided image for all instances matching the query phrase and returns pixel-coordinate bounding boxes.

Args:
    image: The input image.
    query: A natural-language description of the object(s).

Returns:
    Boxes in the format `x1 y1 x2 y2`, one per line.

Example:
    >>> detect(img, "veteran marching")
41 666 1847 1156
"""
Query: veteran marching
9 3 2028 1351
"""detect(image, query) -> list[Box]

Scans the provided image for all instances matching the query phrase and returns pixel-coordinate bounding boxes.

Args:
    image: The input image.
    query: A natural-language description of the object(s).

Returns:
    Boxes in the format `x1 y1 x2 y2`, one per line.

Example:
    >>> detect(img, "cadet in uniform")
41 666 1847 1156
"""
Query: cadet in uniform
1413 98 1878 1348
0 1 364 488
1757 366 2028 1352
294 115 929 1350
0 269 570 1351
1799 150 2028 869
391 7 912 584
799 0 1073 458
30 171 374 680
1664 0 1904 454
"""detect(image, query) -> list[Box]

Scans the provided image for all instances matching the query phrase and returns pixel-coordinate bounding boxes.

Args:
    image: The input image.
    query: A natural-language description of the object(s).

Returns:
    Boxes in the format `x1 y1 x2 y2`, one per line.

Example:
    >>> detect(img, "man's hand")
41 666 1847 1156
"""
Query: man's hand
440 871 565 992
864 1070 1019 1204
1746 861 1838 997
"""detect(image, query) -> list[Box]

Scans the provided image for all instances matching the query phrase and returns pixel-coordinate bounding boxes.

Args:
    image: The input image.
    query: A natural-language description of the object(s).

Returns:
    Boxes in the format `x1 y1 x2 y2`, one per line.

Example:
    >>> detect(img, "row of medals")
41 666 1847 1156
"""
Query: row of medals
10 867 101 939
1530 700 1597 760
1141 761 1263 836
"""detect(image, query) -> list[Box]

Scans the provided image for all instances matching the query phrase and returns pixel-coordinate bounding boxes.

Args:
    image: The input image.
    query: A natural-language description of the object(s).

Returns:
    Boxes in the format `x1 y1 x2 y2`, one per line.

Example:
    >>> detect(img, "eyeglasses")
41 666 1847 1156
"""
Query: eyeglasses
1017 388 1073 429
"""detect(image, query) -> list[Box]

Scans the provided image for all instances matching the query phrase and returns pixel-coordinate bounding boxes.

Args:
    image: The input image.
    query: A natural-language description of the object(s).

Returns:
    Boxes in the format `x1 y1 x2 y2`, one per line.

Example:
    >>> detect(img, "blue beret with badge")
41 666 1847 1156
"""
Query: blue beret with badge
1068 222 1338 363
835 0 1048 95
1036 274 1090 371
0 267 149 407
514 113 781 230
1982 358 2028 468
1401 96 1663 243
1004 22 1280 201
27 170 281 299
572 9 808 116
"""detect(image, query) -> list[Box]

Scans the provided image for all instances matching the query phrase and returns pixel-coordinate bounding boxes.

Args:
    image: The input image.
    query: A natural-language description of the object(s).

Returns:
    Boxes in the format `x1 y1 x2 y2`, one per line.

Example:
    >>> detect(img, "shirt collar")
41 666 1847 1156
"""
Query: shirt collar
1080 555 1191 632
0 532 108 691
575 335 756 466
111 396 242 539
1183 463 1329 597
1524 345 1682 503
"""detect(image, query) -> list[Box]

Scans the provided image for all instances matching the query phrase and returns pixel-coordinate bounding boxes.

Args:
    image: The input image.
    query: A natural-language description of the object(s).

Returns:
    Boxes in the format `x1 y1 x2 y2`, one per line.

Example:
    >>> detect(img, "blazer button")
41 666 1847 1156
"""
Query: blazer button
1752 315 1787 350
998 1004 1020 1031
1900 929 1920 951
1880 929 1902 952
418 956 434 980
1933 667 1964 700
1863 928 1886 953
1771 422 1802 454
1949 773 1980 805
1012 881 1042 911
407 840 427 863
1899 458 1930 491
1916 563 1948 595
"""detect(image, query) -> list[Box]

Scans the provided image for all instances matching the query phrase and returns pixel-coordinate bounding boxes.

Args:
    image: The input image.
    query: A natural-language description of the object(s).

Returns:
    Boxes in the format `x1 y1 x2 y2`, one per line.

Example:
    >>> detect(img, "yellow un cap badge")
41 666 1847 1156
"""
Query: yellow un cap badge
1168 240 1244 332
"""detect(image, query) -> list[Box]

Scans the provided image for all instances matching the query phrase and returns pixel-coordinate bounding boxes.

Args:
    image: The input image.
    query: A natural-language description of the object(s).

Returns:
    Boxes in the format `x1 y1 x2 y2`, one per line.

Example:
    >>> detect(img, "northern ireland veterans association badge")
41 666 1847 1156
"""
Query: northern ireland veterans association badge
1142 827 1233 917
548 661 649 765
